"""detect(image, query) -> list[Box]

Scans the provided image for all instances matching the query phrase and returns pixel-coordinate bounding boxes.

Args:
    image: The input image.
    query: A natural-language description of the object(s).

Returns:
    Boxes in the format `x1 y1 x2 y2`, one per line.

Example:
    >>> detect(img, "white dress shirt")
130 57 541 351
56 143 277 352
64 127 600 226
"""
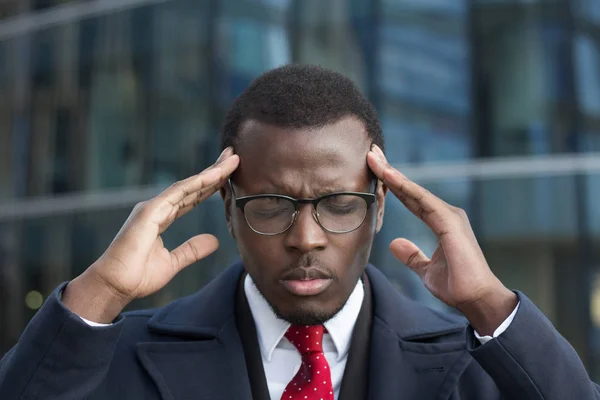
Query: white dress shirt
244 275 520 400
244 275 364 400
79 277 520 400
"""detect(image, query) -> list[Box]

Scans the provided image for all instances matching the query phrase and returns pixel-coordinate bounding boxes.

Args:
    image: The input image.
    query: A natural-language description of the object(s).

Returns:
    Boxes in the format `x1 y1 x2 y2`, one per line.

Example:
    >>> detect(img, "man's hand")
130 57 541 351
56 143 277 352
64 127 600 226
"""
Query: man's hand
62 147 240 323
367 145 517 336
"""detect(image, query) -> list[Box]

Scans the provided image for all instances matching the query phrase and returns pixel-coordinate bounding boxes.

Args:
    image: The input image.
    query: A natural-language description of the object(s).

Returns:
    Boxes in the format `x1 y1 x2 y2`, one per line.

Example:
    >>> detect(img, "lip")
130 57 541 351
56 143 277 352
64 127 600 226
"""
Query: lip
280 279 333 296
279 266 331 281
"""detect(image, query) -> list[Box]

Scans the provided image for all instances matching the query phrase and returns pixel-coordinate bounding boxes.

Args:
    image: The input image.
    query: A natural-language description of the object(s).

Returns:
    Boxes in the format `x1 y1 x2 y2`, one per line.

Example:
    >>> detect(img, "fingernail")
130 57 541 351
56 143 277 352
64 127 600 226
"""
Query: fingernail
369 150 382 163
370 148 383 162
217 147 233 161
373 144 384 157
376 148 387 163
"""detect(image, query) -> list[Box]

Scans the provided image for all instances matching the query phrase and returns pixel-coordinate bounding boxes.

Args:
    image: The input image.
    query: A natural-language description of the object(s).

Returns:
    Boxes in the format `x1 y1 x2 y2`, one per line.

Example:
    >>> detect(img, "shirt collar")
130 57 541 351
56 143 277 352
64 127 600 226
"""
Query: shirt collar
244 274 364 362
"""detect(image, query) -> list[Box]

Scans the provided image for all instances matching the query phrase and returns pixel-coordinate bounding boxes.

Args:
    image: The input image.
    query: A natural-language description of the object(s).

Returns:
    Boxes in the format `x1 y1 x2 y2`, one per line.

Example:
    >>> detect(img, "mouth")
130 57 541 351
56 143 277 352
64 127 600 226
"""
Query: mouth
279 267 333 296
280 278 333 296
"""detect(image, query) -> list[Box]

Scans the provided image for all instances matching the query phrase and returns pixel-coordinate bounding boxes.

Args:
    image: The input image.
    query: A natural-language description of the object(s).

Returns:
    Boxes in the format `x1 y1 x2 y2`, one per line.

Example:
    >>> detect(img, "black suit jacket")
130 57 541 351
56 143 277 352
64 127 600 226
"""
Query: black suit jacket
0 261 599 399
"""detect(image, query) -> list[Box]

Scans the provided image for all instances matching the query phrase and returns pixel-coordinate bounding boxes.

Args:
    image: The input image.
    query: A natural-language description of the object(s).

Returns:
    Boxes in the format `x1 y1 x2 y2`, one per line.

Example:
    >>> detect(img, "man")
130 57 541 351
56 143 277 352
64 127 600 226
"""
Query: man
0 65 597 399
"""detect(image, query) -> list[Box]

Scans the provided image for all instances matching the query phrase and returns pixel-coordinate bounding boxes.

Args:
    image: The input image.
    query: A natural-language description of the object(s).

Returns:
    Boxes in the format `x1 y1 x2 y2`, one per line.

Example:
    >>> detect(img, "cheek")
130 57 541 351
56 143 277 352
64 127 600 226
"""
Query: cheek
352 213 377 260
367 205 379 231
235 226 286 276
344 210 377 253
330 225 375 271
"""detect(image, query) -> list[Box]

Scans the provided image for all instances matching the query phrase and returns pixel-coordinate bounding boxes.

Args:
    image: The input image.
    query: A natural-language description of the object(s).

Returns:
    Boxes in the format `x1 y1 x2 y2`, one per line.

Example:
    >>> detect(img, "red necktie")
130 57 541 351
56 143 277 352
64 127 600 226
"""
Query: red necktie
281 325 334 400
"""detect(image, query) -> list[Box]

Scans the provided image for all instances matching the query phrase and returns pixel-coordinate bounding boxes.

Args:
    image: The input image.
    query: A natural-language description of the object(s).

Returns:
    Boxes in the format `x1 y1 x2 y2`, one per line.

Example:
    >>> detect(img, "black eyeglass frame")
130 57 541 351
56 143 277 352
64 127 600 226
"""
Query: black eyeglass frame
228 179 378 236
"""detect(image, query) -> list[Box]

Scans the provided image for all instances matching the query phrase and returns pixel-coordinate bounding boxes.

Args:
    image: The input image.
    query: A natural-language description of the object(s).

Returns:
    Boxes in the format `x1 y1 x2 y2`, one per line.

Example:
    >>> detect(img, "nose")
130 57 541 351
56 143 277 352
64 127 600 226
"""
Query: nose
284 204 328 253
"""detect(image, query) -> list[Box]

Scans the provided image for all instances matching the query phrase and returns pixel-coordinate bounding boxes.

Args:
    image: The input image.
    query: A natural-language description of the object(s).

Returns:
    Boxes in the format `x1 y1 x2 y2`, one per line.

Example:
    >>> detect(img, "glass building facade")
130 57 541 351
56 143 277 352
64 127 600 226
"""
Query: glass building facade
0 0 599 379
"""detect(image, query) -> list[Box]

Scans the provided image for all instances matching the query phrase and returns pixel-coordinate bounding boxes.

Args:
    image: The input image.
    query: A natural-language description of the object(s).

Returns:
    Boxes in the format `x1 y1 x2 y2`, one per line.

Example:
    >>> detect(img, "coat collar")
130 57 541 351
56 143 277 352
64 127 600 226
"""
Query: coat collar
137 261 473 400
145 261 244 338
365 262 467 340
137 262 252 400
365 263 473 400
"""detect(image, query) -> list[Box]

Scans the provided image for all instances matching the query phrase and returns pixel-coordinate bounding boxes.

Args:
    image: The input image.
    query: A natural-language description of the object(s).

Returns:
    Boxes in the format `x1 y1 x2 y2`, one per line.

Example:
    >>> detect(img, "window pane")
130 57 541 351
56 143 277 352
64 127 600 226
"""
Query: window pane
379 0 472 164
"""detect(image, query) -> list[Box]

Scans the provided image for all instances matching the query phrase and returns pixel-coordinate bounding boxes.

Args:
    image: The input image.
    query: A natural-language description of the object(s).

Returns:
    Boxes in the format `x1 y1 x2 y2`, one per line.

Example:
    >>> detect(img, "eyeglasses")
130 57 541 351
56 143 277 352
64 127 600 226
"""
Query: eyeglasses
229 179 377 236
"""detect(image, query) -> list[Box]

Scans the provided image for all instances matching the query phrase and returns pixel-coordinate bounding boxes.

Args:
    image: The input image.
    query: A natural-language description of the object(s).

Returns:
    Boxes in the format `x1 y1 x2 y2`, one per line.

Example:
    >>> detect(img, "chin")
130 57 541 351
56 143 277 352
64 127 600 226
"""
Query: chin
272 301 346 325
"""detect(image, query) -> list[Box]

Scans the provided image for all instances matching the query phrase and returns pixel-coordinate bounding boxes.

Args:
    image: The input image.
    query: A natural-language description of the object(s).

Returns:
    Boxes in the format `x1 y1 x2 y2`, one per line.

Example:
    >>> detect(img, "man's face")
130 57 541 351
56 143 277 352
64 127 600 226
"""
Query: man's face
223 116 386 325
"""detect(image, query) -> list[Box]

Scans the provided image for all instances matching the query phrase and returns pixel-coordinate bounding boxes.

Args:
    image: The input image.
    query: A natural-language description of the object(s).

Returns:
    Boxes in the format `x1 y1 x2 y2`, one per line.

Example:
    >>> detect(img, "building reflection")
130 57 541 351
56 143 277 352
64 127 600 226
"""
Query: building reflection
0 0 599 379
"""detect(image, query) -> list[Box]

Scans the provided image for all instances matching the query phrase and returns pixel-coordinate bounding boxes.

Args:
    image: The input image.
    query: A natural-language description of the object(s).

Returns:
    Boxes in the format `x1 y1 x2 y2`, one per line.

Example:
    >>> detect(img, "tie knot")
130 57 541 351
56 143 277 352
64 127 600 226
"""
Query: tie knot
285 325 325 354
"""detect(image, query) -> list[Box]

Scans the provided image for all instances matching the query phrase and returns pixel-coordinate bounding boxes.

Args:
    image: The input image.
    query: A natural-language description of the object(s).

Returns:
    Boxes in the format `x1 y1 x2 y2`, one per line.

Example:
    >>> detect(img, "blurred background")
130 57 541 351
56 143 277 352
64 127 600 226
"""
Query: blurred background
0 0 600 380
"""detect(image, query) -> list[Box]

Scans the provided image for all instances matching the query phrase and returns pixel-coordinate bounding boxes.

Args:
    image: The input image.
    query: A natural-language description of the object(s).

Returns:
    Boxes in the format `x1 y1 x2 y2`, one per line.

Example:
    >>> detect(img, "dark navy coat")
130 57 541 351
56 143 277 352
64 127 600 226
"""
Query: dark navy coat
1 261 598 399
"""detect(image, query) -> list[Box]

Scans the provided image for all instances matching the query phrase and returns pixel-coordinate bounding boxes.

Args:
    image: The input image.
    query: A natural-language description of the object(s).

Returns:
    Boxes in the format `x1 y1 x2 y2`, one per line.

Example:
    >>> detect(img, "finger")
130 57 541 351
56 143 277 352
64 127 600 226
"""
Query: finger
158 149 239 206
161 174 236 234
177 177 223 211
395 195 451 237
173 159 239 217
368 147 443 211
170 234 219 273
216 146 234 163
157 146 239 204
389 238 430 278
367 148 452 230
173 181 223 221
148 157 239 234
148 179 222 234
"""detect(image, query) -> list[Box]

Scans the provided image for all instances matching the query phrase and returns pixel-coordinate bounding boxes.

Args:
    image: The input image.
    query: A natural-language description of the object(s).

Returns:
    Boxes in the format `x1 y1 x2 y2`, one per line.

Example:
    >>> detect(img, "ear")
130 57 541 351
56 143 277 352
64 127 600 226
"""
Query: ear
375 180 387 234
220 186 235 239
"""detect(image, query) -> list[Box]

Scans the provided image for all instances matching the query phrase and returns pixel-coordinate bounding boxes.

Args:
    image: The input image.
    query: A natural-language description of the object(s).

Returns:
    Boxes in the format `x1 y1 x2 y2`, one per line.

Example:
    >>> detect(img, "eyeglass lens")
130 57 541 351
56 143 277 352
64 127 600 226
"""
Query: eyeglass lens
243 194 368 234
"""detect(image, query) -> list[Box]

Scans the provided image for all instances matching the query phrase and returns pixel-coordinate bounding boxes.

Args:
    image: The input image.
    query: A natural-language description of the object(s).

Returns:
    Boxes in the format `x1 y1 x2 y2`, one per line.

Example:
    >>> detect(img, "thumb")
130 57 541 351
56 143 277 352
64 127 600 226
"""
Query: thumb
170 234 219 273
390 238 430 278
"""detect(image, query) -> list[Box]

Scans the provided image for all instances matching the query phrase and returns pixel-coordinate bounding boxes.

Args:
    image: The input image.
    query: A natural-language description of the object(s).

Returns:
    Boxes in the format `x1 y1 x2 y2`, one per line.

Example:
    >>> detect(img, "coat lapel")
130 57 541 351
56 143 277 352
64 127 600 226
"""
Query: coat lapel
135 262 253 400
133 261 475 400
365 265 473 400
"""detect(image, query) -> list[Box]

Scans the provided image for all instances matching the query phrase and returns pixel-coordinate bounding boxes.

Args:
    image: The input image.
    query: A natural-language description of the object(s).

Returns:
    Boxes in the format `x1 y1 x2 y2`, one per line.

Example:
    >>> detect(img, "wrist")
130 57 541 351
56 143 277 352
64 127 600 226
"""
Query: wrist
458 285 518 337
62 271 130 324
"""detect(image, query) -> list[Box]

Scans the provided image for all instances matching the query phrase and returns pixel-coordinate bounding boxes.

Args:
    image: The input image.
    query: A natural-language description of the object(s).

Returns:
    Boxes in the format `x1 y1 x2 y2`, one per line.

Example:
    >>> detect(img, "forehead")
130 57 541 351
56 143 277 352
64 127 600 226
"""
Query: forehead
234 116 372 195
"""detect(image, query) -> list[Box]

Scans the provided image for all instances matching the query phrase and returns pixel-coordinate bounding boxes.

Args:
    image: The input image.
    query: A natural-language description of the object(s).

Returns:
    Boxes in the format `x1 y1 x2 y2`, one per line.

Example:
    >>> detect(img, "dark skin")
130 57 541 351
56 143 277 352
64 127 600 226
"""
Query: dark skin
62 114 516 337
221 116 387 324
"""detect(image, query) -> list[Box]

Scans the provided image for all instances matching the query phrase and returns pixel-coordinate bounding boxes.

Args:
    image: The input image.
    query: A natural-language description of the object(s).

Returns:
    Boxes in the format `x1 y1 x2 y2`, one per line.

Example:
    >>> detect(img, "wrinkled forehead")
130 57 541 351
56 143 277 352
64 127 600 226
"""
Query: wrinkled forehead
233 117 373 196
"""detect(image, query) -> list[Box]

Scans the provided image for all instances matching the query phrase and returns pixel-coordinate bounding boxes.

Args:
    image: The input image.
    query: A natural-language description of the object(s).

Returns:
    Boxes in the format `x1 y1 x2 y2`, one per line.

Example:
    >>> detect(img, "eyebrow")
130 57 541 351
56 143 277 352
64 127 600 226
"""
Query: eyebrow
313 187 355 197
248 185 366 198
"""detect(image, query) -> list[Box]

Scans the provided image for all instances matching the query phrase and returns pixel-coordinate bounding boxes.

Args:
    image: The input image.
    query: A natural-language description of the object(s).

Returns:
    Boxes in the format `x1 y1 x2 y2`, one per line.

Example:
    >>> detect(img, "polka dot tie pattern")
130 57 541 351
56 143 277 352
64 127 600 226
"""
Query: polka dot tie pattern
281 325 334 400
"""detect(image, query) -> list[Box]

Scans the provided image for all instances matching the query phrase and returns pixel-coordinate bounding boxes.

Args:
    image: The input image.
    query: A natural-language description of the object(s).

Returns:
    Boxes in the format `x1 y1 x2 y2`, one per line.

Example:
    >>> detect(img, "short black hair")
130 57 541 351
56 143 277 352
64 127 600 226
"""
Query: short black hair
220 64 384 152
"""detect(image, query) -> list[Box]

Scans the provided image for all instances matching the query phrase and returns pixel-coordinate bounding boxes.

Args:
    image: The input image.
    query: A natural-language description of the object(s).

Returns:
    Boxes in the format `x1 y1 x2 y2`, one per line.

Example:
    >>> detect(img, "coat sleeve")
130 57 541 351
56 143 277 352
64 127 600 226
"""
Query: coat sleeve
468 291 600 399
0 282 124 400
